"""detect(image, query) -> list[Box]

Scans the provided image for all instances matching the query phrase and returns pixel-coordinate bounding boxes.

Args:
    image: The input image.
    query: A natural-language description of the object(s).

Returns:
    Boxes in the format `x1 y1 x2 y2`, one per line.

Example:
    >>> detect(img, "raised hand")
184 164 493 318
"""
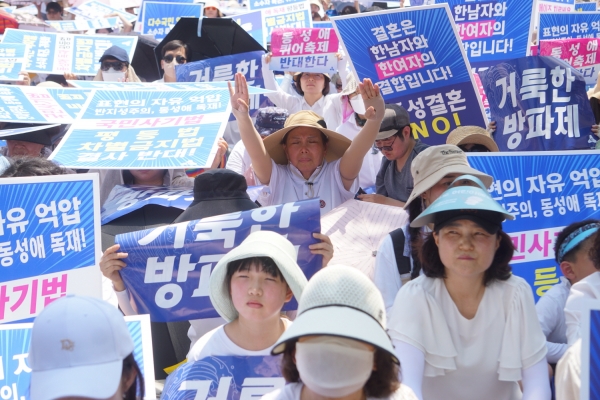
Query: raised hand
228 72 250 119
358 78 385 122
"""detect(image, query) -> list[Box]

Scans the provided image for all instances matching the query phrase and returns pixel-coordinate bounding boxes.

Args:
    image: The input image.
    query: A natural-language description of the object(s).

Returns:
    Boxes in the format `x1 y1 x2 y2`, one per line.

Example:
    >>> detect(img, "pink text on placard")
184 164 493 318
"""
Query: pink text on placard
540 38 600 69
456 20 496 41
271 28 339 57
375 52 425 80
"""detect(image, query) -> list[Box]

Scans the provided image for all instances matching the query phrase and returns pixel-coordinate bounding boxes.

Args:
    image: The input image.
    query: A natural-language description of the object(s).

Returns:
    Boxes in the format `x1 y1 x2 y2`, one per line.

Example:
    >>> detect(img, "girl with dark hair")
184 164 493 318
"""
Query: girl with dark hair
387 176 550 400
373 144 493 315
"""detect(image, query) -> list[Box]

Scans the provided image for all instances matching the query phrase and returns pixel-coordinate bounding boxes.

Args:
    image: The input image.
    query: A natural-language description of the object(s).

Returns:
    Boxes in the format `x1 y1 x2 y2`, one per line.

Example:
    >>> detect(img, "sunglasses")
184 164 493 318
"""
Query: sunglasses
163 54 187 64
100 61 126 71
335 83 343 90
375 134 397 152
205 6 217 10
459 143 490 153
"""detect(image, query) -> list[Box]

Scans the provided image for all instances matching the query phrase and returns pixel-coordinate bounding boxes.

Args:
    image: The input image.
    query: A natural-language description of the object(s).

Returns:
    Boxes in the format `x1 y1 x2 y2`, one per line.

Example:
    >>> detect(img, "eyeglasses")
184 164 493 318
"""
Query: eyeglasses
205 6 217 10
375 135 397 151
163 54 187 64
458 143 490 153
301 73 324 80
100 61 126 71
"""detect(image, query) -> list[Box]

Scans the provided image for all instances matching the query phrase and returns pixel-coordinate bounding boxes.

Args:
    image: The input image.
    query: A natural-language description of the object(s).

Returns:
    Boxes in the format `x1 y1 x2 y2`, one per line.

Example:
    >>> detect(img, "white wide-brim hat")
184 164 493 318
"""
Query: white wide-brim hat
272 265 398 363
209 230 308 322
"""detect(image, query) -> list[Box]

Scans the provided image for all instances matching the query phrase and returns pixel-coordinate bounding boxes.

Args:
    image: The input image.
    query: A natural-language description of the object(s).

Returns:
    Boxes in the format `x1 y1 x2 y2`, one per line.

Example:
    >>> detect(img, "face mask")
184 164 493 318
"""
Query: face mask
350 96 366 115
295 336 374 398
102 68 126 82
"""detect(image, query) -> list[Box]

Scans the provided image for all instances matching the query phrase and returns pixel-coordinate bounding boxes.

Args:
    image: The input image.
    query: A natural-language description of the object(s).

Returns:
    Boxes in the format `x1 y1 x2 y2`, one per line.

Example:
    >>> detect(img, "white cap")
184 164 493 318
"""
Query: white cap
29 295 134 400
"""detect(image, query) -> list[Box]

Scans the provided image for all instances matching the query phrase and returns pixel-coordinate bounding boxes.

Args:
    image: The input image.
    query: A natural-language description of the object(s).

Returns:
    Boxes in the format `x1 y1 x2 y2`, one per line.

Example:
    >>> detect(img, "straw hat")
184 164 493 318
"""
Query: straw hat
446 126 499 152
262 110 351 165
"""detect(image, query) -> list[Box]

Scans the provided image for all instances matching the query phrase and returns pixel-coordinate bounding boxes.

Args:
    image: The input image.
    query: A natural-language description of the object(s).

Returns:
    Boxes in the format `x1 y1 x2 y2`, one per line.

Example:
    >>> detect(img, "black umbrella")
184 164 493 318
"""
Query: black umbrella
110 32 161 82
154 17 266 64
100 204 183 251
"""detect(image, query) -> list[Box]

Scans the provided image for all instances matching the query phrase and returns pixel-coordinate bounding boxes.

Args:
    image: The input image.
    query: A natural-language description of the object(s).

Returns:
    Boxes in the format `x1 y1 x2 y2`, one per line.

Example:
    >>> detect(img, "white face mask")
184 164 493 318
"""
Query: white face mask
102 68 126 82
295 336 374 398
350 96 366 115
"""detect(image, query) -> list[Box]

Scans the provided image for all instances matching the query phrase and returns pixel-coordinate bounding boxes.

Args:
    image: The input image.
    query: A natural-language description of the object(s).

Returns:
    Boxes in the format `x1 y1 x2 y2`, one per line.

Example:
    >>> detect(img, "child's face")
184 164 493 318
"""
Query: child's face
230 263 292 321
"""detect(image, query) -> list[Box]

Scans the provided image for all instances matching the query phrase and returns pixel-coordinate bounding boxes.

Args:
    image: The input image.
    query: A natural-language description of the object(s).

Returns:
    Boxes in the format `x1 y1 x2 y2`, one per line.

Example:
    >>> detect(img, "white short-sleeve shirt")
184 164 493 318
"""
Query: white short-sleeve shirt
387 275 547 400
565 271 600 344
535 277 570 363
261 382 418 400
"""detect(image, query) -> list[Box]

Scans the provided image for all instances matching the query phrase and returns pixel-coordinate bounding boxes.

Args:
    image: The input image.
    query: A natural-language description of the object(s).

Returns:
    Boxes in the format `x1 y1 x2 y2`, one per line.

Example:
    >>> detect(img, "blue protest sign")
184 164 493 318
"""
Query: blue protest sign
142 2 203 40
581 303 600 400
248 0 305 11
313 21 333 29
577 3 597 12
233 10 267 48
66 80 273 94
259 1 312 41
0 43 28 81
47 17 120 32
333 4 486 145
467 151 600 301
432 0 535 71
479 56 595 151
65 0 138 22
176 51 271 119
539 12 600 41
116 199 321 322
163 356 284 400
0 315 156 400
1 29 137 76
539 0 575 12
0 174 101 323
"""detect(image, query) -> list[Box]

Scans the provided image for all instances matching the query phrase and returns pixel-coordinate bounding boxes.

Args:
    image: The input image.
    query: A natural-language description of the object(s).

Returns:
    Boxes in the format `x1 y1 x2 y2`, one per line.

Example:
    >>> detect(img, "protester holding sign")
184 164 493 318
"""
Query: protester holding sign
388 175 550 400
265 265 418 400
187 231 307 361
229 72 385 214
373 145 493 314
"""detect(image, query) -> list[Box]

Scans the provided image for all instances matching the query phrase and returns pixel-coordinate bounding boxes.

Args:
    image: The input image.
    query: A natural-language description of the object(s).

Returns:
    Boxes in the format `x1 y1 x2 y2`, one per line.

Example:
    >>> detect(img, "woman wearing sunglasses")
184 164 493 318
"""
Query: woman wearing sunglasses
94 45 141 83
203 0 223 17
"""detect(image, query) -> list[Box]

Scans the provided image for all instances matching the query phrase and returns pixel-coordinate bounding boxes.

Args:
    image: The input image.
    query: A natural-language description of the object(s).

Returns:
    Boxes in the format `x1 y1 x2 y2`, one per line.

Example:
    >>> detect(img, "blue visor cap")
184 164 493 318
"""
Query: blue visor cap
410 175 514 229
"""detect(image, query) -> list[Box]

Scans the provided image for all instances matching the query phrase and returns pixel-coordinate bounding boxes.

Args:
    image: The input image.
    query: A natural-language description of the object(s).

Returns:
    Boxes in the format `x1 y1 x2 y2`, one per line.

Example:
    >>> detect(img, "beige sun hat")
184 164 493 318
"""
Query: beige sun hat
209 230 308 322
446 125 500 152
403 144 494 208
272 265 398 363
263 110 352 165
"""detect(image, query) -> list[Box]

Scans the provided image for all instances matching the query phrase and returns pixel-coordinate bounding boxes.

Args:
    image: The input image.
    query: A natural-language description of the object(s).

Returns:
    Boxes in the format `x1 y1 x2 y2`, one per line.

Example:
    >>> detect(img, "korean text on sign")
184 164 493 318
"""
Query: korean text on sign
270 28 339 73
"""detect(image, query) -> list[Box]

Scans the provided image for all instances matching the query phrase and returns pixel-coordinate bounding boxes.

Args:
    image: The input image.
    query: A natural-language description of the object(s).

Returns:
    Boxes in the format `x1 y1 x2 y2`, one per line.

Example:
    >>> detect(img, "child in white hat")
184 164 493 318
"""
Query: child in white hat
187 231 308 361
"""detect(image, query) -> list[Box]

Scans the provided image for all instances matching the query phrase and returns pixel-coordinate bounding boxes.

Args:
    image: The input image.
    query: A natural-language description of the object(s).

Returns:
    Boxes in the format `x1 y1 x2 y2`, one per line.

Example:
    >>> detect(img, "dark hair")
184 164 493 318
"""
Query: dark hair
419 228 513 286
280 128 329 147
294 73 331 96
554 219 600 264
161 40 191 61
311 11 322 21
281 339 400 398
122 169 167 185
225 256 286 296
340 5 357 14
46 1 62 12
407 198 423 278
122 353 145 400
0 157 69 177
592 231 600 270
45 74 68 86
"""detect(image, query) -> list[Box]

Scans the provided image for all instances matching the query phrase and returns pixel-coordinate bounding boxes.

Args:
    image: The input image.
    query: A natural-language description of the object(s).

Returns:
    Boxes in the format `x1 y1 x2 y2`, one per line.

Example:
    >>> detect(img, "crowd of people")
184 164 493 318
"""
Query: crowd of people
1 1 600 400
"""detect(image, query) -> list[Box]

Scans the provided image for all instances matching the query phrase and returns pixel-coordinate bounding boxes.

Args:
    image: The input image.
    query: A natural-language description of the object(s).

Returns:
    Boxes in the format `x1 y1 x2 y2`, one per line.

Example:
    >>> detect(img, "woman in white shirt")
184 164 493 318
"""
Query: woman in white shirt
263 265 417 400
388 175 550 400
228 72 385 214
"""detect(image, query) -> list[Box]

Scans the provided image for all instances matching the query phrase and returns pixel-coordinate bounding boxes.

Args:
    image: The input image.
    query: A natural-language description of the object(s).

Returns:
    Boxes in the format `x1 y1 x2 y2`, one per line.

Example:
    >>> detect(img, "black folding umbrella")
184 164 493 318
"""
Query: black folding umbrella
154 17 266 63
110 32 161 82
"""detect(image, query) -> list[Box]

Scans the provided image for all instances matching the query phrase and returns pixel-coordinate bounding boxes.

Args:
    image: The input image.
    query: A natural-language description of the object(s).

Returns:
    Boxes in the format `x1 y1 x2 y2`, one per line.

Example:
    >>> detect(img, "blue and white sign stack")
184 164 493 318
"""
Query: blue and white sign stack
247 0 312 42
141 1 203 40
0 43 29 81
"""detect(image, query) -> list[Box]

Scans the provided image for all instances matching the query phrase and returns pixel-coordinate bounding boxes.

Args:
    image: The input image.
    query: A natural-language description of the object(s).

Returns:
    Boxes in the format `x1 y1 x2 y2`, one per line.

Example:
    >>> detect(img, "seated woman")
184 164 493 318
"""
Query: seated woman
265 264 417 400
228 72 384 214
388 175 550 400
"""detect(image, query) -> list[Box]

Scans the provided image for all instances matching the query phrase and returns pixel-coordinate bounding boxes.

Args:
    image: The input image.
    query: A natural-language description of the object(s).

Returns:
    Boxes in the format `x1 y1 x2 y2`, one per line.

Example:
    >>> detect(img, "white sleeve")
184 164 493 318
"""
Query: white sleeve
261 55 300 111
521 359 551 400
393 339 424 400
373 235 402 316
115 288 138 316
555 339 581 400
225 142 246 175
535 291 567 363
565 290 587 345
545 342 568 365
278 75 299 97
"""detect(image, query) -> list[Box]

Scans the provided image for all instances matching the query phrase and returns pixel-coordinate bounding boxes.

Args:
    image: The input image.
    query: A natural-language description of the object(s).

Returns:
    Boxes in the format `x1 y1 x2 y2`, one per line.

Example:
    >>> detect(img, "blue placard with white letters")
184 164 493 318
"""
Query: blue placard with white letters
332 4 486 145
539 12 600 41
467 151 600 302
47 17 120 32
0 315 155 400
1 29 137 76
478 56 595 151
116 199 321 322
576 3 597 12
162 356 284 400
0 43 28 81
0 174 102 323
65 0 138 22
142 2 203 40
233 10 267 48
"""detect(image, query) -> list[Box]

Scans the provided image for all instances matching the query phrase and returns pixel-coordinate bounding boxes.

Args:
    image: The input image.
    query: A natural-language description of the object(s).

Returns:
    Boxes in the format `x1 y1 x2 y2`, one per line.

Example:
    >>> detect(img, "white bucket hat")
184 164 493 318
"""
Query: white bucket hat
272 265 398 363
209 230 308 322
29 295 134 400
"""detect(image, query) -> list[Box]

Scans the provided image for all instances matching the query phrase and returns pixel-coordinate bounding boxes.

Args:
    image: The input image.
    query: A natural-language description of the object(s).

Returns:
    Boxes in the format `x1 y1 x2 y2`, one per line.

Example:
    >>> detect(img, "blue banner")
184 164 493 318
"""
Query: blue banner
589 308 600 398
0 175 101 323
479 56 595 151
260 1 312 41
47 17 120 32
539 12 600 41
576 3 597 12
163 356 284 400
176 51 270 120
0 315 155 400
467 151 600 301
116 199 321 322
249 0 305 11
65 0 138 22
1 29 138 76
434 0 535 71
333 5 486 145
233 10 267 48
142 2 203 40
313 21 333 29
0 43 28 81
